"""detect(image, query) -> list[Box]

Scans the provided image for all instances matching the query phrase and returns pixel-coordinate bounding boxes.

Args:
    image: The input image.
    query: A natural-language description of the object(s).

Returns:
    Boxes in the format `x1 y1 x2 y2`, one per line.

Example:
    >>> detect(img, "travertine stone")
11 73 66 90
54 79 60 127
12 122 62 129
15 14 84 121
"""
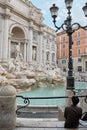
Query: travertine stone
14 118 86 130
0 85 17 130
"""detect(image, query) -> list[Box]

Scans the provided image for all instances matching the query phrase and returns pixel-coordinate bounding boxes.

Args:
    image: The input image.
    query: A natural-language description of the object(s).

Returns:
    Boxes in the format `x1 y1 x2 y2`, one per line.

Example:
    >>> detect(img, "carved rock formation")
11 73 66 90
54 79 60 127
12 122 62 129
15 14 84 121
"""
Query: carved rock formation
0 60 65 92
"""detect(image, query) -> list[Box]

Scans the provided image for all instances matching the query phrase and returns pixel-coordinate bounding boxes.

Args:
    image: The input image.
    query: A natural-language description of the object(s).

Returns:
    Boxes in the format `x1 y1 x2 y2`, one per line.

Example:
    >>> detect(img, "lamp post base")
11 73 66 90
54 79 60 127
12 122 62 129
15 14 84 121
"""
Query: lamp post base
67 76 75 90
66 76 75 105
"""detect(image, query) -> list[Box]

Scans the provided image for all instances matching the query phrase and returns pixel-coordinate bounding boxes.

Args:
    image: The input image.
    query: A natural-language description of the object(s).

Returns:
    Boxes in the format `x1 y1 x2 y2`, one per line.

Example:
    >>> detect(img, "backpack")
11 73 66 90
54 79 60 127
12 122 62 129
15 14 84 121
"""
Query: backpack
81 112 87 121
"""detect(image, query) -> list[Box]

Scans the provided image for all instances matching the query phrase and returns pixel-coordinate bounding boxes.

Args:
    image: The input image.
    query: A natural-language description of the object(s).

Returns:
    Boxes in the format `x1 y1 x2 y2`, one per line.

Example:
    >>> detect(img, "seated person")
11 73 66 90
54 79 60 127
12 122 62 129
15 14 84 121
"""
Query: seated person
64 96 82 128
79 112 87 127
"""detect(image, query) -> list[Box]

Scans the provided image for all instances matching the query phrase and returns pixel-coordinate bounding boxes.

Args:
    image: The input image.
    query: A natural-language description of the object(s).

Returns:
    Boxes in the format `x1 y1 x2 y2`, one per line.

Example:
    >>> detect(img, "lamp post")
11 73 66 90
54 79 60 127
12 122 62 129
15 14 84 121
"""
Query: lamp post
50 1 87 91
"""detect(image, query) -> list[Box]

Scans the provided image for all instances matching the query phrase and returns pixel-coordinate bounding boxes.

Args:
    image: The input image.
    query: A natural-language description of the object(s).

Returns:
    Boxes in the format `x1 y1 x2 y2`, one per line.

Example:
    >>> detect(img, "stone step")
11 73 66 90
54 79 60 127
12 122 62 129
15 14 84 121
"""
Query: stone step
13 118 87 130
14 127 87 130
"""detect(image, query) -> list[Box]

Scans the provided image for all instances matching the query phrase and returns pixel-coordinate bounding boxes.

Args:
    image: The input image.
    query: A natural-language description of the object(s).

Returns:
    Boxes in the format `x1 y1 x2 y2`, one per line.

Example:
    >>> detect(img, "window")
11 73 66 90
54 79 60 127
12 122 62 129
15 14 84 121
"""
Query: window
62 51 66 56
62 60 66 64
78 58 81 62
77 41 81 45
62 36 66 41
52 53 55 62
86 48 87 53
85 38 87 44
56 60 58 64
85 61 87 71
78 49 81 54
63 44 65 48
46 52 50 61
77 31 80 37
78 66 82 72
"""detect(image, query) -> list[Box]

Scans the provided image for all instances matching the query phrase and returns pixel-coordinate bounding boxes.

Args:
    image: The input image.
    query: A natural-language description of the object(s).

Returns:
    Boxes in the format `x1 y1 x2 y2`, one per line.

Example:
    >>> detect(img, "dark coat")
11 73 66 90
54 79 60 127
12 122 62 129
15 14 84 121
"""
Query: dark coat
64 105 82 128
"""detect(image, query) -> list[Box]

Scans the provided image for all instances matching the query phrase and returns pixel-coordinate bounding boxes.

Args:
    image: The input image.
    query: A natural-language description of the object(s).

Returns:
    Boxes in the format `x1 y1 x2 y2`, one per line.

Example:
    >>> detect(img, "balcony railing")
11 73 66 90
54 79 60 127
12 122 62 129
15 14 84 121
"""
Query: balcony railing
80 52 87 57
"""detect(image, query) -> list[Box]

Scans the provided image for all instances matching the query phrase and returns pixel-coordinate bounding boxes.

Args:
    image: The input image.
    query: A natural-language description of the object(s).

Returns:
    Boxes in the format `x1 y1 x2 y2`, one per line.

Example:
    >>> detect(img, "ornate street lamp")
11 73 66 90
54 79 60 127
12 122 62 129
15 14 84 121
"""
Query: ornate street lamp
83 3 87 17
50 0 87 90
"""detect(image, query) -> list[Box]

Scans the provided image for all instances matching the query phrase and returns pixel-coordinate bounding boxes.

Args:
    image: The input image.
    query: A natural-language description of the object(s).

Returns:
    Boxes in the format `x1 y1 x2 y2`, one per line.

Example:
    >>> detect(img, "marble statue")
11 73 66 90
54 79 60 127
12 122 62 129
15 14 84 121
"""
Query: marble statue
15 44 23 62
32 47 36 60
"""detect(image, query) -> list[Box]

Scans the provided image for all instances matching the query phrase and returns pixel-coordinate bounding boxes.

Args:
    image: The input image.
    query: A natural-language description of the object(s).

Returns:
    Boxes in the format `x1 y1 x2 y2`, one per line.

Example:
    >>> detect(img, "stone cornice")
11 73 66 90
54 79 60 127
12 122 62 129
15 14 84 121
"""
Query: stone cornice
20 0 44 25
43 24 56 36
0 1 44 27
21 0 41 12
1 13 11 19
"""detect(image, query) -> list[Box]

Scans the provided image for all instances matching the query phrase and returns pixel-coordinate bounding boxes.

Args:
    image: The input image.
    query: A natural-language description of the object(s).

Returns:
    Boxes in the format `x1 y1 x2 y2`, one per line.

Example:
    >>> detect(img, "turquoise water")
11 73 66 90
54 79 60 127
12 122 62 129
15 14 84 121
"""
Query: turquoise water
17 82 87 106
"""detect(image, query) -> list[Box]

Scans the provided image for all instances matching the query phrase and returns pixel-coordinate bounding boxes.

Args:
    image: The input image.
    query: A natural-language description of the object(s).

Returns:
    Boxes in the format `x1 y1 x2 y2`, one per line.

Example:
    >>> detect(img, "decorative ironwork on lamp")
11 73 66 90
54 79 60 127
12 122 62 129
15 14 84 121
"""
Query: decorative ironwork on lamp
50 0 87 90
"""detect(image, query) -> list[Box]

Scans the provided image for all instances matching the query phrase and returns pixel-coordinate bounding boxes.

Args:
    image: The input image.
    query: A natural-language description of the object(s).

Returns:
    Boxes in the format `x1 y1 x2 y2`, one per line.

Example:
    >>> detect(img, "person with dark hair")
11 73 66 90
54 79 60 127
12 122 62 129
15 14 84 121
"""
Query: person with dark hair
64 96 82 128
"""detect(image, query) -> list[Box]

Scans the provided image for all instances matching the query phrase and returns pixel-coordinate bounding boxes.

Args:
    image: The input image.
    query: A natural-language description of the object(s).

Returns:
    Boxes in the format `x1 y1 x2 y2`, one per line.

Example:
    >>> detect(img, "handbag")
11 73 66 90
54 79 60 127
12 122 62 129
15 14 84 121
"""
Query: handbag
81 112 87 121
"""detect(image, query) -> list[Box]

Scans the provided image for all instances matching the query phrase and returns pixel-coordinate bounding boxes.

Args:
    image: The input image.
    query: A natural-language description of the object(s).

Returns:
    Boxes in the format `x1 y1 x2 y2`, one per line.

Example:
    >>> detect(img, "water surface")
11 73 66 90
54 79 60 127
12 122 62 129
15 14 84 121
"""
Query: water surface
17 82 87 106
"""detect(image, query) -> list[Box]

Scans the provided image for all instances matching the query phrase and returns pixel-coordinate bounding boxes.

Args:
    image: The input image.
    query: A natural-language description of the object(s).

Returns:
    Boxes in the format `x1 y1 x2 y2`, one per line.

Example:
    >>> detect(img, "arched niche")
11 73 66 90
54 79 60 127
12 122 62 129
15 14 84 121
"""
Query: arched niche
10 26 25 60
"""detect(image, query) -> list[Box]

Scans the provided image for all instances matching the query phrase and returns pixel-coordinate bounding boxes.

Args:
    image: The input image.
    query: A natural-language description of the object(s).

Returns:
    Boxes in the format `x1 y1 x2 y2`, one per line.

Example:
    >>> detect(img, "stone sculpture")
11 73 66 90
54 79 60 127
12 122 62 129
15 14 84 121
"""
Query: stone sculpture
15 44 23 62
0 52 65 92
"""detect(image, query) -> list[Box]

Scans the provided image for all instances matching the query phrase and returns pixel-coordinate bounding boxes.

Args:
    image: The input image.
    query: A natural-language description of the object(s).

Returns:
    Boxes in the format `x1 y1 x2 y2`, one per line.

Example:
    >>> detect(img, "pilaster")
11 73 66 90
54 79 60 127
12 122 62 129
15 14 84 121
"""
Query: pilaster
43 35 46 66
38 28 43 70
27 22 33 63
1 12 10 61
24 41 27 61
0 13 3 59
8 35 11 60
49 43 52 66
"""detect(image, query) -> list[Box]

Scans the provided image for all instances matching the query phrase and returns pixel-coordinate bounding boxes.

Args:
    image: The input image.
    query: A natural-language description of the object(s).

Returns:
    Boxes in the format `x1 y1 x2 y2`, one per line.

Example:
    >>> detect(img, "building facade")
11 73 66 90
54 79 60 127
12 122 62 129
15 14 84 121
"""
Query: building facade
0 0 56 70
57 28 87 81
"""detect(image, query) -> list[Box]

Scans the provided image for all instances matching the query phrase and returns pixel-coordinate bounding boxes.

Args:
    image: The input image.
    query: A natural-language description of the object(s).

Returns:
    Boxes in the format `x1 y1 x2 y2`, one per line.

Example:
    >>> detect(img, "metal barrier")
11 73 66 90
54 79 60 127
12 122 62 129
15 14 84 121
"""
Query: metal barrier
16 94 87 115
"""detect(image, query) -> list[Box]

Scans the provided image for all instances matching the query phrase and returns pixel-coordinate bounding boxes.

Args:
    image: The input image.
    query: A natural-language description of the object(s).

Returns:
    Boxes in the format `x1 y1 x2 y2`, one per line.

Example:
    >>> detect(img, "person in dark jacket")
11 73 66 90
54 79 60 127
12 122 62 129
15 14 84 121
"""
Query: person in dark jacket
64 96 82 128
